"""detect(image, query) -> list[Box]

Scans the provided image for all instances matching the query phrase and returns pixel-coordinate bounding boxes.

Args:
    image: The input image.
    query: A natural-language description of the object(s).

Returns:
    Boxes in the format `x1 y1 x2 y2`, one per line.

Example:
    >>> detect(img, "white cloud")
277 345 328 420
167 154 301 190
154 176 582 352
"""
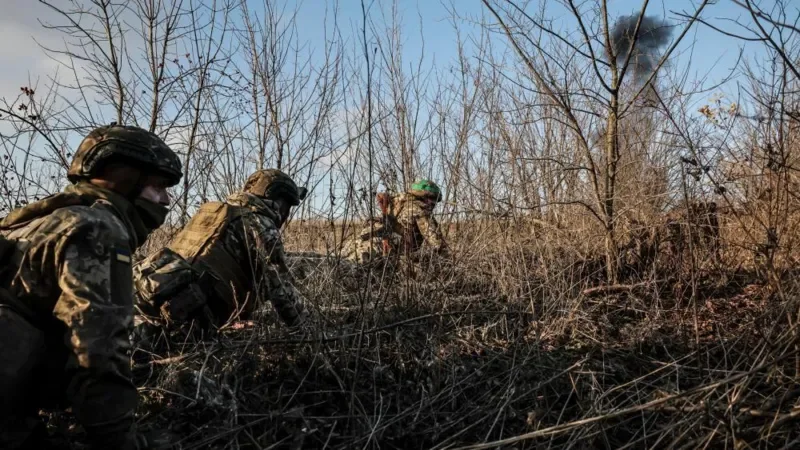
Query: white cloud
0 1 66 99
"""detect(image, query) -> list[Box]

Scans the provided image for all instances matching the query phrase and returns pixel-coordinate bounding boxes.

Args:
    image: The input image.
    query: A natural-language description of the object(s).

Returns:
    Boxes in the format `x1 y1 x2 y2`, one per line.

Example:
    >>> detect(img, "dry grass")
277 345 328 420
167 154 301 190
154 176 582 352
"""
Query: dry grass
109 213 800 449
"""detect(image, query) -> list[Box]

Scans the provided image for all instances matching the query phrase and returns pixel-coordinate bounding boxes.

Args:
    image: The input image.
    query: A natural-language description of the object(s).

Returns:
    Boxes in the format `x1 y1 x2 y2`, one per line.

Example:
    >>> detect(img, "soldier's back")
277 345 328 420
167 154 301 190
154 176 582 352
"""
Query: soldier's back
167 192 284 320
2 201 132 318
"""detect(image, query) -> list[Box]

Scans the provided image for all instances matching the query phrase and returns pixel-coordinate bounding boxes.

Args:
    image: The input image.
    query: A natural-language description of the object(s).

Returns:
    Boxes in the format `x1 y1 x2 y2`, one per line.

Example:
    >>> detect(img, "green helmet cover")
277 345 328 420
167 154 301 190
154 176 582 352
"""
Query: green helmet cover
409 179 442 202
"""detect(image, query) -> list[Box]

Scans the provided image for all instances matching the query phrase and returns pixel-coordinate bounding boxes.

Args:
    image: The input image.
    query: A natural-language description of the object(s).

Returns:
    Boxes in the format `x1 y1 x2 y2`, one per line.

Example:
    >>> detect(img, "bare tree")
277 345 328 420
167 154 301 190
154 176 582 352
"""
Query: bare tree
479 0 711 282
237 0 343 175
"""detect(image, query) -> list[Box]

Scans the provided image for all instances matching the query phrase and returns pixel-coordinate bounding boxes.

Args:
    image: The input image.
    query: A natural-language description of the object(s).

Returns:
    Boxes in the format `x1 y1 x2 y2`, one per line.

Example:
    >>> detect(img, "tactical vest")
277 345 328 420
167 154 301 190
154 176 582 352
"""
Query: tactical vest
168 202 256 318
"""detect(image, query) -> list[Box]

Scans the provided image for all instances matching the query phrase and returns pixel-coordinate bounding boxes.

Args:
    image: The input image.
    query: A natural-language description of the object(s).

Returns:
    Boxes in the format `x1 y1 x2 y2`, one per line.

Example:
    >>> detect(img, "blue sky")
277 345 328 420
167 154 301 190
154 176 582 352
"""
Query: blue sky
280 0 766 93
0 0 772 117
0 0 779 215
0 0 771 136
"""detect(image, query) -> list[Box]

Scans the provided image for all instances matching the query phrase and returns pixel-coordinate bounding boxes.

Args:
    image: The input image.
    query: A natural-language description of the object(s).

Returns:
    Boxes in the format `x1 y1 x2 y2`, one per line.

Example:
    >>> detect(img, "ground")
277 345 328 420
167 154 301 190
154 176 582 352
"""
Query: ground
38 230 800 449
118 248 800 450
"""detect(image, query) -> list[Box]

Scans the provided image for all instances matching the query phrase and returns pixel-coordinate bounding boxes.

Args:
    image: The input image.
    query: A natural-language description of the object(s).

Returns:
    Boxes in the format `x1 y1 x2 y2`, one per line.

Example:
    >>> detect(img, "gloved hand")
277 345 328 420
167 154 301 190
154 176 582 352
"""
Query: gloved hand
160 282 208 323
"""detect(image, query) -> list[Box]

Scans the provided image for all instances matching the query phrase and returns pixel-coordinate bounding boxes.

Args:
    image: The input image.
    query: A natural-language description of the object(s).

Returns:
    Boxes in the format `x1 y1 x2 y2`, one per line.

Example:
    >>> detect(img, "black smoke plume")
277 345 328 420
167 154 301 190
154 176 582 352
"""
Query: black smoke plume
611 14 673 85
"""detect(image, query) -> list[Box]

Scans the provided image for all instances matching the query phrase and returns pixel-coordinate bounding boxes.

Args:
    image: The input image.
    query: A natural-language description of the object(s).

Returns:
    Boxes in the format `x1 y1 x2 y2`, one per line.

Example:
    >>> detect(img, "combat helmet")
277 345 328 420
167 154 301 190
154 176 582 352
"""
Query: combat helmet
243 169 308 206
409 179 442 202
68 123 183 187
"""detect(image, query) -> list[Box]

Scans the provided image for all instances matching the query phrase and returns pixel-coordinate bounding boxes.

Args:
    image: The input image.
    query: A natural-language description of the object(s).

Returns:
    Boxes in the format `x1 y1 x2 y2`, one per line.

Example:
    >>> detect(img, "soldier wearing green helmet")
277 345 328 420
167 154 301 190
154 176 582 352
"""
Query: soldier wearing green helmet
0 124 181 449
409 179 444 203
345 178 448 263
134 168 309 330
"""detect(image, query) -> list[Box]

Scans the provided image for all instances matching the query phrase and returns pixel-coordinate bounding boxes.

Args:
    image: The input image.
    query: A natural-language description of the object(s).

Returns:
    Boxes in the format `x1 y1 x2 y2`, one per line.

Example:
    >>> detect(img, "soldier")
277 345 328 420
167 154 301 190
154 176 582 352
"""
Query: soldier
135 169 309 329
0 124 182 449
345 179 448 263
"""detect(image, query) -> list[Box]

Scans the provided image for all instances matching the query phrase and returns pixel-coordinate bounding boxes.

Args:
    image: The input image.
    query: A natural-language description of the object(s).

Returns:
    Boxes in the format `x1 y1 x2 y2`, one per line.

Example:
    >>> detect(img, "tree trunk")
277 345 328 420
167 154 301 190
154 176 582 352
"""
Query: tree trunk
604 99 620 283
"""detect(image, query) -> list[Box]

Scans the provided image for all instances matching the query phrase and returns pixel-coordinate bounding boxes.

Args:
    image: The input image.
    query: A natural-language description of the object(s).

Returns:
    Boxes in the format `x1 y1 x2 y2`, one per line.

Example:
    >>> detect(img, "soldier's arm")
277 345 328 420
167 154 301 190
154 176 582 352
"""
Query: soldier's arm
52 219 139 449
416 213 447 250
244 214 308 327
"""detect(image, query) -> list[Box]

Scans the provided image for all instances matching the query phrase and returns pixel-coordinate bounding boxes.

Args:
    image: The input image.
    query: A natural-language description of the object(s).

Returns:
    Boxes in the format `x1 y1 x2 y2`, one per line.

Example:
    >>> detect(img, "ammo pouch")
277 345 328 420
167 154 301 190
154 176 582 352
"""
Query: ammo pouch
133 247 212 323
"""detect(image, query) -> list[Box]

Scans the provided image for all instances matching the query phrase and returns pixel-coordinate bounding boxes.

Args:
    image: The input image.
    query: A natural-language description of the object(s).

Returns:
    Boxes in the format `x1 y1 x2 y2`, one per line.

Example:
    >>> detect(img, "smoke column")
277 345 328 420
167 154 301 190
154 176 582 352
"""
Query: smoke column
611 14 673 85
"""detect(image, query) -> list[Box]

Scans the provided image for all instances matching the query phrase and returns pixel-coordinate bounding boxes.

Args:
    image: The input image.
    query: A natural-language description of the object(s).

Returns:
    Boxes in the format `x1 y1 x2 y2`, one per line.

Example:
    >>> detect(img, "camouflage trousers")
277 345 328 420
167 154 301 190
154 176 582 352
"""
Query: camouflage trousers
342 234 404 264
0 306 68 449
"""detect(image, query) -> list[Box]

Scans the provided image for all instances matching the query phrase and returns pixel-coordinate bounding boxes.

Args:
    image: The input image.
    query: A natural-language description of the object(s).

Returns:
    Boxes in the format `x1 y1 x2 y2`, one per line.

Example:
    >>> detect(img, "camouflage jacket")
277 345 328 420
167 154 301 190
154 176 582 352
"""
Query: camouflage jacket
343 192 446 263
168 192 307 327
0 182 143 448
390 192 446 252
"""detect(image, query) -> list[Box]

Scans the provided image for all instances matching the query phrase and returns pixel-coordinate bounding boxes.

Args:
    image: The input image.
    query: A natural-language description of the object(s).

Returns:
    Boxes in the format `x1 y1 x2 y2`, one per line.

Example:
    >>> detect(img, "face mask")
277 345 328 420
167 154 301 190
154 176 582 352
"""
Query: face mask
280 203 293 228
134 197 170 230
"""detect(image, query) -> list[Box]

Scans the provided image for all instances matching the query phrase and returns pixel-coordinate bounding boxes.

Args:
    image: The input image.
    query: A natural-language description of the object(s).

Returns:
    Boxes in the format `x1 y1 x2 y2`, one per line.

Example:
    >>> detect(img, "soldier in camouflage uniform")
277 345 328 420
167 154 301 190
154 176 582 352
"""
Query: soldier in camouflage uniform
0 124 182 449
344 179 448 263
135 169 309 329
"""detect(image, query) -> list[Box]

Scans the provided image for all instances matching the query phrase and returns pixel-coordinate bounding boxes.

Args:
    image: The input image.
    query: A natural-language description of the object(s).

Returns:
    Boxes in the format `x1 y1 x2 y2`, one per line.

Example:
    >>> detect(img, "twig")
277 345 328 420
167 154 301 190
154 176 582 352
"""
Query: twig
453 347 795 449
231 310 535 346
581 283 650 297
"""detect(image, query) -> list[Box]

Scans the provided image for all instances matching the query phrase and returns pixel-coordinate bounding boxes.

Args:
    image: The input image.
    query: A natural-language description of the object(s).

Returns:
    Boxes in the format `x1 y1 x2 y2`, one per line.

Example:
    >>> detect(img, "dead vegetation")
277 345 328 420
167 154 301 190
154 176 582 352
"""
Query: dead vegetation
114 210 800 449
4 0 800 448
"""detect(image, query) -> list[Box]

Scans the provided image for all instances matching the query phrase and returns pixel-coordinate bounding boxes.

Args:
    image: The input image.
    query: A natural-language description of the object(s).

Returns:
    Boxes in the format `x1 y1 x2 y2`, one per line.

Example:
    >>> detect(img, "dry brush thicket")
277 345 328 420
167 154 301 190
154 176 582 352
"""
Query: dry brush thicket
4 0 800 448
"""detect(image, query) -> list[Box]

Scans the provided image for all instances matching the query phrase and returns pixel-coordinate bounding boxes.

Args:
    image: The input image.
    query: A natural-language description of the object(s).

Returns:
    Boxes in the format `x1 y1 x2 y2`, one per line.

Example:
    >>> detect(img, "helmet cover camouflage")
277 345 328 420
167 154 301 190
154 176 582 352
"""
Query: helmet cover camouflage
68 124 183 186
243 169 307 206
409 179 442 202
